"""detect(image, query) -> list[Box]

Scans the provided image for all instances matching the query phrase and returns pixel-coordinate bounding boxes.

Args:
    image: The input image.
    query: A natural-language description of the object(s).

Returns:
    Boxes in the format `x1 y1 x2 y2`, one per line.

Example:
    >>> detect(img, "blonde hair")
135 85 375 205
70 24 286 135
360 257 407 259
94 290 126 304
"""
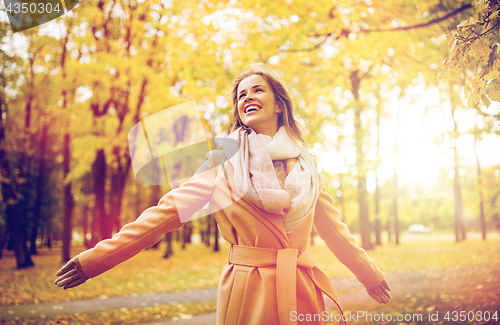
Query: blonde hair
229 63 307 149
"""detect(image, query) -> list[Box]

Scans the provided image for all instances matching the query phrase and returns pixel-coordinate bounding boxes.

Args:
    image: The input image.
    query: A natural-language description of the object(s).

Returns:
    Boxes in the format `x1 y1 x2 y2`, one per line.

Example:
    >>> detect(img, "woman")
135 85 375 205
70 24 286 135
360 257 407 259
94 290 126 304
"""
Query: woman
55 63 391 325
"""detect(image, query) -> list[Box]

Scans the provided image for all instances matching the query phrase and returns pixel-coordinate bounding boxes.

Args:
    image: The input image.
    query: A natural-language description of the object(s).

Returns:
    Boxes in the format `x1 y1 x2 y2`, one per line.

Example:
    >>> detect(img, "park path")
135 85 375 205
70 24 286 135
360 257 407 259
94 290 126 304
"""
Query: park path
0 265 498 324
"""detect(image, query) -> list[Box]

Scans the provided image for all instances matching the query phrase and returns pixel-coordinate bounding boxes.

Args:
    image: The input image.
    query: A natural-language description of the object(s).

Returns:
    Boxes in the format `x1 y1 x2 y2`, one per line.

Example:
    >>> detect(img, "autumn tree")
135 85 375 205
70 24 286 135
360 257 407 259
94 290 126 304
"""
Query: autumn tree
0 22 33 268
442 0 500 108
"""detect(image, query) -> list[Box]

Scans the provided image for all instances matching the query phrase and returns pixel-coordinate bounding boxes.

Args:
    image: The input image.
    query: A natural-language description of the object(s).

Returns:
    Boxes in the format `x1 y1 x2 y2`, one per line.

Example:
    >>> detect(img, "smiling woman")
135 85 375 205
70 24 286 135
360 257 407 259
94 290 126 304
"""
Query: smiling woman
236 75 283 136
55 63 391 325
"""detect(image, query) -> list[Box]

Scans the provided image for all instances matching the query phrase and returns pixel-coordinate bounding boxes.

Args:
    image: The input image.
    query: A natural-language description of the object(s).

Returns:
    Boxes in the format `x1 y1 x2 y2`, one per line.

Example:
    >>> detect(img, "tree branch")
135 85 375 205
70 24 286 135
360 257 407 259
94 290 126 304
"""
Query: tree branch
288 4 473 52
360 4 473 33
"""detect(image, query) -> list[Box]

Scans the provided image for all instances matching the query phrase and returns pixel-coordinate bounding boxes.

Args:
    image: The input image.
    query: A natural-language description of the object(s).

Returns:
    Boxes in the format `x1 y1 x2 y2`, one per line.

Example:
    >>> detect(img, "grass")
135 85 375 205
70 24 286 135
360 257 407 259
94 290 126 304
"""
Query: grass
1 233 499 324
325 288 500 325
1 241 229 306
1 233 499 306
0 301 217 325
311 232 500 279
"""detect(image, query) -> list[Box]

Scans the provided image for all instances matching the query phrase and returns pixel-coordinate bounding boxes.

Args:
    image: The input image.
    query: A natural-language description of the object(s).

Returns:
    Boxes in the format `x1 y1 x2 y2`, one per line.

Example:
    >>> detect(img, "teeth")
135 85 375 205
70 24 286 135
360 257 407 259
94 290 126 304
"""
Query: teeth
245 105 260 113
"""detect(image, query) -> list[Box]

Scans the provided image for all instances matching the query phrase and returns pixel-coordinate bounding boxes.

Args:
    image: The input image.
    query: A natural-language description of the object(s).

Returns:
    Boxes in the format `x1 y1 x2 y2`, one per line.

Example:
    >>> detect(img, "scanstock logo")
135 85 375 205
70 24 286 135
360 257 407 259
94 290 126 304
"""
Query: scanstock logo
128 101 241 223
4 0 79 33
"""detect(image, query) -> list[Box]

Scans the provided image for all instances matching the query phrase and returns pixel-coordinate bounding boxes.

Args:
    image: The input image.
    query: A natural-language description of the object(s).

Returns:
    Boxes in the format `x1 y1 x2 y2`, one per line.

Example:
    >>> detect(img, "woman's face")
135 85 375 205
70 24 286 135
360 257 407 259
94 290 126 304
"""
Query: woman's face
237 74 283 137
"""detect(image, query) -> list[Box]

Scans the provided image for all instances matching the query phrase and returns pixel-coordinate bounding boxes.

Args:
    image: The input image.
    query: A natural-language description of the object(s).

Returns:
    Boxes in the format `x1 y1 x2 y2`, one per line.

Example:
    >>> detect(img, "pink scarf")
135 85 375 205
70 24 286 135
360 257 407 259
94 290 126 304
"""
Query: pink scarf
224 126 320 232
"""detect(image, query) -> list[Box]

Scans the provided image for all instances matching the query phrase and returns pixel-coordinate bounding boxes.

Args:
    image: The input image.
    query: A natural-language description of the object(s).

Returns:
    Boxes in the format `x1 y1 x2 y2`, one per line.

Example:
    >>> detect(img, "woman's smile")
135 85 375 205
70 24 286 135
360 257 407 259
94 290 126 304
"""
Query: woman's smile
244 104 261 114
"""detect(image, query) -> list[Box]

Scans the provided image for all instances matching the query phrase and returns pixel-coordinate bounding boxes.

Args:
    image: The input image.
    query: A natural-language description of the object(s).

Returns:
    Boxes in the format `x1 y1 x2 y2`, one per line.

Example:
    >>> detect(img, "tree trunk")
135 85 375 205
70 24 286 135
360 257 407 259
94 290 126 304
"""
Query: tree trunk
0 223 6 259
0 91 33 268
90 206 99 247
386 220 392 243
474 139 486 240
339 187 345 223
62 133 74 262
200 215 206 244
393 169 400 245
175 229 180 242
29 225 38 255
108 155 121 235
93 149 110 240
205 214 212 247
449 87 466 242
374 98 382 246
374 218 381 246
148 185 162 249
16 62 35 258
213 216 219 252
393 98 400 245
108 146 131 235
453 144 466 242
60 28 75 262
163 232 173 258
31 122 48 255
17 55 34 187
351 70 372 250
135 182 142 219
182 222 192 249
83 205 90 248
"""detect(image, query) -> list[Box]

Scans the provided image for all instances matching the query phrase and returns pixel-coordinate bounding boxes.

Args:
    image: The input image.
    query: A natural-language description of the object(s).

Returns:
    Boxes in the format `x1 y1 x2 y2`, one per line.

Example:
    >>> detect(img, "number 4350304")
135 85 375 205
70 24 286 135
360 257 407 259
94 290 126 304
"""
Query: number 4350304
5 2 62 15
444 310 498 322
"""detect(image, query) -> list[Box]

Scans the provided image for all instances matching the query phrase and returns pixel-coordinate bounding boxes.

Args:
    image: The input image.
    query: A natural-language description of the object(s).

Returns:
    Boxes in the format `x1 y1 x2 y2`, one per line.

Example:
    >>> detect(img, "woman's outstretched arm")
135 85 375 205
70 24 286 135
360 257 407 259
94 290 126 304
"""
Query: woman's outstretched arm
55 153 220 289
313 188 391 304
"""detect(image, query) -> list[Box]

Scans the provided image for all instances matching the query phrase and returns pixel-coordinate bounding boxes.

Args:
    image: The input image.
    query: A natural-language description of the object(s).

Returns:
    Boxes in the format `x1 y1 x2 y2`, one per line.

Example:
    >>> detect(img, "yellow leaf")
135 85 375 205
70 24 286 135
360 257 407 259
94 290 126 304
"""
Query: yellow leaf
490 10 499 20
469 39 492 59
487 80 500 101
485 71 499 81
494 59 500 71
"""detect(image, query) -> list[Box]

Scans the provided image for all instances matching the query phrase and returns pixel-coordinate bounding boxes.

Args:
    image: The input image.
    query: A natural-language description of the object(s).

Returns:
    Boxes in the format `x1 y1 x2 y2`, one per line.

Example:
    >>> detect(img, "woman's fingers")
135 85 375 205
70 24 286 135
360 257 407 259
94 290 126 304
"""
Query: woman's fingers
384 288 391 301
55 269 79 287
54 268 77 284
376 293 386 304
368 289 381 303
372 293 382 304
55 261 75 276
377 292 388 304
382 279 391 291
367 279 392 304
377 285 391 301
64 277 86 289
60 275 81 288
369 286 391 304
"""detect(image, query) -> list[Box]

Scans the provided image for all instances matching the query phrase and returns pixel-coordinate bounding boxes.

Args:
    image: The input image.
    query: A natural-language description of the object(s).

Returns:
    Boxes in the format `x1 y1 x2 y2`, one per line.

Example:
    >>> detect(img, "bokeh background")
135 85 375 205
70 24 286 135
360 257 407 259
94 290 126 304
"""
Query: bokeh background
1 0 499 324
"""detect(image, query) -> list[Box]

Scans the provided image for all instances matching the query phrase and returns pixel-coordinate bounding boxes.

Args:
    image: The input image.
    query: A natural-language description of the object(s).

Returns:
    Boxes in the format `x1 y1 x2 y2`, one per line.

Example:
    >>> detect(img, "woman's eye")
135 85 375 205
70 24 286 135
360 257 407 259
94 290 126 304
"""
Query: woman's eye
256 88 263 92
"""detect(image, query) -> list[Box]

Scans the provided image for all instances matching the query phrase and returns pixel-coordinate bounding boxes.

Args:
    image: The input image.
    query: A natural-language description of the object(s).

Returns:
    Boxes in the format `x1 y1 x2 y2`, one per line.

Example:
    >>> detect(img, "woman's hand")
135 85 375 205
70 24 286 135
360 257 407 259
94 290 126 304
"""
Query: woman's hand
54 255 89 289
367 278 391 304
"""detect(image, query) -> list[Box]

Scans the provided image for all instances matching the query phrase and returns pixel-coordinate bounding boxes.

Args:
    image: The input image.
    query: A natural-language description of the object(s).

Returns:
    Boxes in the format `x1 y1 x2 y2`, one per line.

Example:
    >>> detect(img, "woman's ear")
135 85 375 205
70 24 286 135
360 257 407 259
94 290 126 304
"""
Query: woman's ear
275 104 284 114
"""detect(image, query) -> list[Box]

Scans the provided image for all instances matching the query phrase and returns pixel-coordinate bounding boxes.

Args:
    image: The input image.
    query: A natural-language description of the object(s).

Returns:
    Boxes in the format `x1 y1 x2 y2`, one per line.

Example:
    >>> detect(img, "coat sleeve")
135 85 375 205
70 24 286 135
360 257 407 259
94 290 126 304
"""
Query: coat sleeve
78 152 219 279
313 188 385 290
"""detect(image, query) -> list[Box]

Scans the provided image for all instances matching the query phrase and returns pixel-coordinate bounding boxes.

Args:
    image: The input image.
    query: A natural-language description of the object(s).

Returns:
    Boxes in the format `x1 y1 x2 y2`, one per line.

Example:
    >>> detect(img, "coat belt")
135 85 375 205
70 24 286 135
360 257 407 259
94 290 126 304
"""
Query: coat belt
228 245 346 325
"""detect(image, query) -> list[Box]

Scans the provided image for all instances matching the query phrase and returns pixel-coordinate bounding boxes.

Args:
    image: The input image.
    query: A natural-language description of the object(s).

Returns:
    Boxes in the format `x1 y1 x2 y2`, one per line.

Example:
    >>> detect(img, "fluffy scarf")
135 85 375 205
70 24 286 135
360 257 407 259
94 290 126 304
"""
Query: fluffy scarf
223 126 320 233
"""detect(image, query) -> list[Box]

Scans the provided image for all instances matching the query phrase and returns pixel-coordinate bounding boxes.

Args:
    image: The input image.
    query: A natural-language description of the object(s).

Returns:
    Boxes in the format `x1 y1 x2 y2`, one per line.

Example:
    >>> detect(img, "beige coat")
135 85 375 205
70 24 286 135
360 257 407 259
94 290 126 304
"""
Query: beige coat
79 152 385 325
